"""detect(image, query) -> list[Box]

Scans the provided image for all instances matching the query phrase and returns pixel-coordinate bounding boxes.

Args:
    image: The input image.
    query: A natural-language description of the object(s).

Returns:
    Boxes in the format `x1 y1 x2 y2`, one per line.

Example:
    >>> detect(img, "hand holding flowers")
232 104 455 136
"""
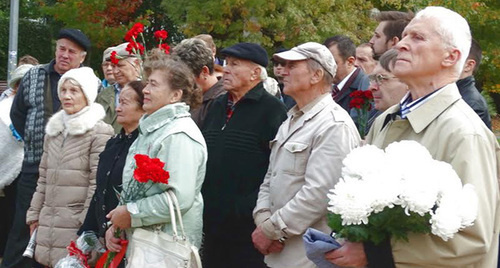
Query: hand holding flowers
99 154 170 268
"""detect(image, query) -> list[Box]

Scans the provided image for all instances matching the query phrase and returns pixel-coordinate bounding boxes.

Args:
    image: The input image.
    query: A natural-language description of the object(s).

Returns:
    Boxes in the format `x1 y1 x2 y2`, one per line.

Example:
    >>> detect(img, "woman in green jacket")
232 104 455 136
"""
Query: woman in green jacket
105 51 207 254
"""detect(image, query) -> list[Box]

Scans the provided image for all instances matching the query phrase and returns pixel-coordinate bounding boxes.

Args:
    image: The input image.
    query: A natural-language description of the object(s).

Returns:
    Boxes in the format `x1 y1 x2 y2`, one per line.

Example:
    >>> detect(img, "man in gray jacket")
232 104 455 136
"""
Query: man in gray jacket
252 42 361 268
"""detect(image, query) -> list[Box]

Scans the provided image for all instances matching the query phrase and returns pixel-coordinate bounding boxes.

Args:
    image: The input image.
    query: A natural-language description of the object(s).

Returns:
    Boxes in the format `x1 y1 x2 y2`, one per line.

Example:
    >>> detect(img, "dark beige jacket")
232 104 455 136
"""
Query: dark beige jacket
26 104 113 267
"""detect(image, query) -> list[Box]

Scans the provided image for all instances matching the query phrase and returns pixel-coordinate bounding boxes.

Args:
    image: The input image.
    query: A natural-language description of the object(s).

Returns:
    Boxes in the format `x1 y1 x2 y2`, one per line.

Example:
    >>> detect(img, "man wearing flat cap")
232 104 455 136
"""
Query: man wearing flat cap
201 42 287 267
251 42 360 268
96 42 141 133
99 46 116 92
4 28 90 268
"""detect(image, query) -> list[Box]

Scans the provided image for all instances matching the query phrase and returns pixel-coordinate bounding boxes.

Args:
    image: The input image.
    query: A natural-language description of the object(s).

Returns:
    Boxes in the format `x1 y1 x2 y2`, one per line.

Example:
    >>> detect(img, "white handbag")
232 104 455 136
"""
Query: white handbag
126 190 202 268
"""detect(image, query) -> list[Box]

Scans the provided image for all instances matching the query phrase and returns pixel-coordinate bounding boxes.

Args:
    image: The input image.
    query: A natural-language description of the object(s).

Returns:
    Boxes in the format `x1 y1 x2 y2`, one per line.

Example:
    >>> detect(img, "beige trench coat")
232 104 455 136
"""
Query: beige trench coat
366 83 500 267
254 94 361 268
26 105 113 267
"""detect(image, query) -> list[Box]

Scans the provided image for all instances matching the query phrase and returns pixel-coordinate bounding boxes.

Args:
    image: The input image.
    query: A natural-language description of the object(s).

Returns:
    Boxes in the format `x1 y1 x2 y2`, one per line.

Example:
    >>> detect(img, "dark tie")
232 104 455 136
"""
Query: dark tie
331 84 340 99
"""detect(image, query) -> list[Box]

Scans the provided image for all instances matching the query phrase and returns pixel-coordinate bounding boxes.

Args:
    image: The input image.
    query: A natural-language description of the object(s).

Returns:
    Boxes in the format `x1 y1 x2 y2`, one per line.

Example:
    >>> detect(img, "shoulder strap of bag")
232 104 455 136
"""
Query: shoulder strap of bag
167 190 186 238
164 191 179 238
167 190 203 268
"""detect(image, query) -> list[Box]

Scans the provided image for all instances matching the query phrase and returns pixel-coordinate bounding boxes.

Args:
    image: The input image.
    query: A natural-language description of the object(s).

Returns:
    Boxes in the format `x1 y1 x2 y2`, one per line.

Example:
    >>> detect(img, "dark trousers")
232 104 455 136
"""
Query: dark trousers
0 181 17 256
201 234 267 268
1 172 38 268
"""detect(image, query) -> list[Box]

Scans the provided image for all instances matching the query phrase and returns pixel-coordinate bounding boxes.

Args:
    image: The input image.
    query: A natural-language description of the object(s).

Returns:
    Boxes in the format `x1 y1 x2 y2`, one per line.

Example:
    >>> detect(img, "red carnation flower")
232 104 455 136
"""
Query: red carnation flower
154 30 168 41
159 43 171 54
133 154 170 185
110 51 120 64
126 41 145 55
125 22 144 42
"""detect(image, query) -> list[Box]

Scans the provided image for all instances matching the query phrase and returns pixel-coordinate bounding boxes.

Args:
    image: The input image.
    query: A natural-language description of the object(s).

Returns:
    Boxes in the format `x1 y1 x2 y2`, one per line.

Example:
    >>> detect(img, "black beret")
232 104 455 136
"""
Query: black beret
221 42 268 67
58 28 91 52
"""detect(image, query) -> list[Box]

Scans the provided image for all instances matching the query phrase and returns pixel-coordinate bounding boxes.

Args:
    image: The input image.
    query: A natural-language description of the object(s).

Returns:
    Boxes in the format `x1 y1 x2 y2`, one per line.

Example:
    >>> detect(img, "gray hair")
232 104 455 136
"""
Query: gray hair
171 38 214 77
307 59 333 91
379 49 398 72
415 6 471 74
259 66 268 81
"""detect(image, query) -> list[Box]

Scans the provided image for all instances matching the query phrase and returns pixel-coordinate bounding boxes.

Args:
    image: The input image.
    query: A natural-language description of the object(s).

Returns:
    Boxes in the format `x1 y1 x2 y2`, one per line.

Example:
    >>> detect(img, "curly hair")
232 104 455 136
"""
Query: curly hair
171 38 214 76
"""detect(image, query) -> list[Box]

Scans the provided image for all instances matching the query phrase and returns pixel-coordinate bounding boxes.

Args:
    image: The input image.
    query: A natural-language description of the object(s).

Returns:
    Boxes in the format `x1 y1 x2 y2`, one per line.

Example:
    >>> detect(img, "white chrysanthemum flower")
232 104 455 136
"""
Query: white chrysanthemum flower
430 191 462 241
385 141 433 177
327 177 373 225
364 173 402 213
341 145 387 180
430 184 478 241
457 184 478 228
398 166 440 216
431 161 462 199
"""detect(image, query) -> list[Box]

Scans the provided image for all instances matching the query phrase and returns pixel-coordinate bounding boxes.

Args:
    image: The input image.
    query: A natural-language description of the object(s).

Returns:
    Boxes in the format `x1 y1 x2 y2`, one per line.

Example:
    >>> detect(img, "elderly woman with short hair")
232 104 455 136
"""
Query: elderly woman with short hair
105 51 208 261
26 67 114 267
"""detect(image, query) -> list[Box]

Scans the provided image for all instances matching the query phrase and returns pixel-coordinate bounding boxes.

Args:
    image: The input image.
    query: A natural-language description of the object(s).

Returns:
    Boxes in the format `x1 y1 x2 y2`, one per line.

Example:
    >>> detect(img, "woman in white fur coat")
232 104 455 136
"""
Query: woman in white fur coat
26 67 114 267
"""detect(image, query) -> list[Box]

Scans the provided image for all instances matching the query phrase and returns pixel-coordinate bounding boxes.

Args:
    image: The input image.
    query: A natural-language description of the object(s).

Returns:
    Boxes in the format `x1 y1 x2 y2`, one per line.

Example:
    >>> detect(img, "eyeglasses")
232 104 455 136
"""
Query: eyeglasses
368 74 396 85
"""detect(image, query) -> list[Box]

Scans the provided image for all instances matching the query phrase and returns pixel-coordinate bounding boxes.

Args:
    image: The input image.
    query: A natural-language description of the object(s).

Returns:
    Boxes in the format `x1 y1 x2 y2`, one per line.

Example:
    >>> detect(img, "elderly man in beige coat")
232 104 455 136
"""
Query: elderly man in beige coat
252 42 361 268
326 6 500 268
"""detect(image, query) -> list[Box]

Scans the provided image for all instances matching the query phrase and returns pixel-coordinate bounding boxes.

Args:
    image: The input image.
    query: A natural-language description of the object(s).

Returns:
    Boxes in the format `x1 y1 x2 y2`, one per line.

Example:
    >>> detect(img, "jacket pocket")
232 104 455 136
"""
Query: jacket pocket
282 142 309 175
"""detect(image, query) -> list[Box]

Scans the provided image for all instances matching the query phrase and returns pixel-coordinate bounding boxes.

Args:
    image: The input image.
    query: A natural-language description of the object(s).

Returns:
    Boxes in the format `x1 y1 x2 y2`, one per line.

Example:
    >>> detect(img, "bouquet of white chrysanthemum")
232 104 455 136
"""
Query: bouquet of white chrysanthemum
327 140 478 245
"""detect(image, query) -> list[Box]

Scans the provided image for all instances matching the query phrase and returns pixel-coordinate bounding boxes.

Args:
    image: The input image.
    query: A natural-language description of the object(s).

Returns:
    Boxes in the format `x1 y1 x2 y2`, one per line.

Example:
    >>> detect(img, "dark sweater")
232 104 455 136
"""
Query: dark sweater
201 82 287 240
78 128 139 237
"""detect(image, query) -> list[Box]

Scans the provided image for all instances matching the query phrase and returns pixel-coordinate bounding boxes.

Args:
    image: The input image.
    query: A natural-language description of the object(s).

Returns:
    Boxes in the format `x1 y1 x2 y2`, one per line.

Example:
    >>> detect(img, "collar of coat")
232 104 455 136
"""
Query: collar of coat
381 83 461 134
139 102 191 134
218 81 266 105
45 103 106 136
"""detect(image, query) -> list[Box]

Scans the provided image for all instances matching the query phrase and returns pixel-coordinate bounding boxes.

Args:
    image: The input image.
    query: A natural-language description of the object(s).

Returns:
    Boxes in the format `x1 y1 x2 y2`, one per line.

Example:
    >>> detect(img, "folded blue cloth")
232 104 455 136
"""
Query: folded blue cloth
303 228 342 268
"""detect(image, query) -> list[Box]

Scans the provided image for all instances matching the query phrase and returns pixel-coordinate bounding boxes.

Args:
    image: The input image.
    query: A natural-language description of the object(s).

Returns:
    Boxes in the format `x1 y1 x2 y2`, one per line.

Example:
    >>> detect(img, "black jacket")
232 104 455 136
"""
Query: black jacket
78 129 139 237
201 82 287 240
456 76 491 129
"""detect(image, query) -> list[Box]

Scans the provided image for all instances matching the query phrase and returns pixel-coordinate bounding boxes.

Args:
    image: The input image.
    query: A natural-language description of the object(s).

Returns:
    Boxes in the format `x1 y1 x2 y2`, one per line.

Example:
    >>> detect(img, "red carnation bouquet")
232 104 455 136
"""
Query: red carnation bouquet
110 22 171 78
349 90 373 138
97 154 170 268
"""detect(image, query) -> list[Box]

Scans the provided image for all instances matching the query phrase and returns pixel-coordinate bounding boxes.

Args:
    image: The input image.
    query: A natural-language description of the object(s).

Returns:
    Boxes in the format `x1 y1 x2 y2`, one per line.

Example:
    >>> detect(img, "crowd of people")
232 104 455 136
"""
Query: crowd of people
0 5 498 268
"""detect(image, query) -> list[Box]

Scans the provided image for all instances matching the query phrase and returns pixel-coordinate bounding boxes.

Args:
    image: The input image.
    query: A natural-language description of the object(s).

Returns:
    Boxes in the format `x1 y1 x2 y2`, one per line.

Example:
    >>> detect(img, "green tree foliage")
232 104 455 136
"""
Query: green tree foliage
0 17 52 80
165 0 376 53
39 0 182 77
372 0 500 104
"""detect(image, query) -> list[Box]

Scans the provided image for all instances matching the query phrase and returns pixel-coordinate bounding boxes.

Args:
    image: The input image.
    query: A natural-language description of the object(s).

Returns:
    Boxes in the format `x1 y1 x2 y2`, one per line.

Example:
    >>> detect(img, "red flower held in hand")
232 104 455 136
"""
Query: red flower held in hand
154 30 168 41
133 154 170 184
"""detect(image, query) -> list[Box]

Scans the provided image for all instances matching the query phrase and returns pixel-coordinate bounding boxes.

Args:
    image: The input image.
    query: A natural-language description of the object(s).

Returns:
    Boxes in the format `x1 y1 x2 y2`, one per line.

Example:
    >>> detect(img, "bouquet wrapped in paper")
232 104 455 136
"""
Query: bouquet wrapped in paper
327 140 478 245
54 231 105 268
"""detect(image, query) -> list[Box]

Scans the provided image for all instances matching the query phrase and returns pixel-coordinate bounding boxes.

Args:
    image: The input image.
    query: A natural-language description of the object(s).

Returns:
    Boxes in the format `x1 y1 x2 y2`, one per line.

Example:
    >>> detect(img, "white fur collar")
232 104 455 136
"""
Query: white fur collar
45 103 106 136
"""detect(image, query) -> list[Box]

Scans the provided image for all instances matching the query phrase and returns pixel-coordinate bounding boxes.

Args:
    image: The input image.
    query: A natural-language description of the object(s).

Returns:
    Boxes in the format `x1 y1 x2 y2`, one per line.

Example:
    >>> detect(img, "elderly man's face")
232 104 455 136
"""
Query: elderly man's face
222 56 257 92
281 59 312 97
113 58 140 87
393 18 446 81
102 61 115 84
54 38 86 75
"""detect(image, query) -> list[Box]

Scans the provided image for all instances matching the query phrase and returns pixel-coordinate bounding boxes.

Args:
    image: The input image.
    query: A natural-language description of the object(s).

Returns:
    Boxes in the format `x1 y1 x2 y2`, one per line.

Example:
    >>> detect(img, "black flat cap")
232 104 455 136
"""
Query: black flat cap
58 28 91 52
221 42 268 67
